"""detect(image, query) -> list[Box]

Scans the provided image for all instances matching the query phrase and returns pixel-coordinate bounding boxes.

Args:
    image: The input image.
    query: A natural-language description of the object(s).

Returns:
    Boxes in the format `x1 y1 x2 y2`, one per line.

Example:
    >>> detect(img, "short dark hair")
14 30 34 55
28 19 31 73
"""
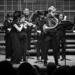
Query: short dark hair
37 11 44 16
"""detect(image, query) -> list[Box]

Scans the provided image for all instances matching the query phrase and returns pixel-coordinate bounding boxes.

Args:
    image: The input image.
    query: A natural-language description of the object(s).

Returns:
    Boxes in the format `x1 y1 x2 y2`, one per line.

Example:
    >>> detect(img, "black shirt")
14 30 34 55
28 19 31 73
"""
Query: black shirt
35 17 45 33
11 20 20 33
4 20 13 34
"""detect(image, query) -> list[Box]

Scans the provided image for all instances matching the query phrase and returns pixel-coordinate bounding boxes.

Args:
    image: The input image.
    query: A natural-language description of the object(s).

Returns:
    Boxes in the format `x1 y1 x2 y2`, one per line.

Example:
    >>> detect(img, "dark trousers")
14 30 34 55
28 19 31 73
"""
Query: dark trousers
10 32 22 63
44 31 58 64
27 32 31 50
27 26 32 50
56 31 66 59
5 33 12 58
19 32 28 61
36 33 45 59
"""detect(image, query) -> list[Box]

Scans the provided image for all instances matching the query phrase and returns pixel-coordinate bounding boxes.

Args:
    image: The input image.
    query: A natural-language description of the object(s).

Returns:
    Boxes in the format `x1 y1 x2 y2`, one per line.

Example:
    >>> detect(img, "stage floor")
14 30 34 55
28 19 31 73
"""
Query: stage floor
0 55 75 68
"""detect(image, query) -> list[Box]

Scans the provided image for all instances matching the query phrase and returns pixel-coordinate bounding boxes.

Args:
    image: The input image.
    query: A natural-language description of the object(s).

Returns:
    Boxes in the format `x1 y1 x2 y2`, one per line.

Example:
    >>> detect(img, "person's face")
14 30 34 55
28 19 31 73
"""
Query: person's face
48 10 56 17
59 14 63 20
40 15 44 19
23 9 29 16
8 17 13 23
20 16 25 22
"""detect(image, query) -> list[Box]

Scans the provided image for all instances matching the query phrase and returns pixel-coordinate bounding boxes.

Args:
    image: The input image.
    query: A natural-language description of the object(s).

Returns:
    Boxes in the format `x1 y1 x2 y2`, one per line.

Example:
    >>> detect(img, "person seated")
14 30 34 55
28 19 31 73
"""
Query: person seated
47 62 57 75
52 66 70 75
18 62 36 75
69 66 75 75
0 61 14 75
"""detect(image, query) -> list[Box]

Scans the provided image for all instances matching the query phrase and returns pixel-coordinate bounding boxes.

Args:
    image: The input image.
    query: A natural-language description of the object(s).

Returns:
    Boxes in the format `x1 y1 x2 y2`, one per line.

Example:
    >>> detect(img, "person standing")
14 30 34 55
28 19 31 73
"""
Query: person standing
56 13 66 60
23 8 32 51
43 6 60 66
35 11 45 60
19 15 28 61
10 11 23 64
3 14 13 59
56 13 74 61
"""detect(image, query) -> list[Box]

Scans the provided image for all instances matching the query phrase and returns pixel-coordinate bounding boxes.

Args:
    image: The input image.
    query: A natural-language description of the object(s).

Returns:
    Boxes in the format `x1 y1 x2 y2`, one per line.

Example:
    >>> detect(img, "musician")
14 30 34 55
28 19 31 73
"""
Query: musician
3 13 13 59
35 11 45 60
23 8 32 51
10 11 24 64
56 13 66 61
19 15 28 62
56 13 74 60
43 6 60 66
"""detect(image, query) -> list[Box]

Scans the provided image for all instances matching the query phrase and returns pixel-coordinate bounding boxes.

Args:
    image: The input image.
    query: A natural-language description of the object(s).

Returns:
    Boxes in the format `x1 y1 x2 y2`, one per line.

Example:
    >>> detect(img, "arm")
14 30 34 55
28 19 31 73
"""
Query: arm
13 24 23 32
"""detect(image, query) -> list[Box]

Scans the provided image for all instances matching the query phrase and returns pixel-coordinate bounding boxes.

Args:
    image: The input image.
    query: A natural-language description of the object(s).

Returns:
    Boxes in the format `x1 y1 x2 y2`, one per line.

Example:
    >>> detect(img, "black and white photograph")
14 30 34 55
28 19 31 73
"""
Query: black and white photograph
0 0 75 75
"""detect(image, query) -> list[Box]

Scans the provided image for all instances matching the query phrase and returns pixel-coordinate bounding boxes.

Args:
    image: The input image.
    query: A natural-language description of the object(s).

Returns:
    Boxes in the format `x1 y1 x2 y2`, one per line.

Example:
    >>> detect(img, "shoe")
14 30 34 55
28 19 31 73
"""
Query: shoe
56 63 61 66
60 58 65 61
5 58 11 61
44 63 47 66
37 57 40 60
44 61 47 66
23 59 27 62
57 63 61 66
41 59 44 62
